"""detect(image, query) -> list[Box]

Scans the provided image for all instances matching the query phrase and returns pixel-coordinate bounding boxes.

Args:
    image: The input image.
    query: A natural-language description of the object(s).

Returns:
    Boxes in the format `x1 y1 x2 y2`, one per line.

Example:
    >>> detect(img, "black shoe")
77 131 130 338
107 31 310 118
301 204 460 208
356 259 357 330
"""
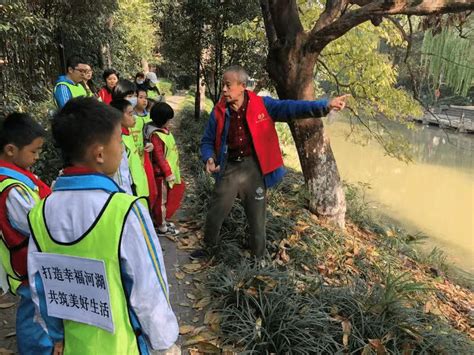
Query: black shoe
189 249 209 260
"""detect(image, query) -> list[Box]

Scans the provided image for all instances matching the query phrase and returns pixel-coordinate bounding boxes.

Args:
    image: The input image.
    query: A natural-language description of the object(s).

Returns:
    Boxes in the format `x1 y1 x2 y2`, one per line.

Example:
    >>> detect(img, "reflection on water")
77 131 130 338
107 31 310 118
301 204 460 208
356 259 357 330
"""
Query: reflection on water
282 119 474 272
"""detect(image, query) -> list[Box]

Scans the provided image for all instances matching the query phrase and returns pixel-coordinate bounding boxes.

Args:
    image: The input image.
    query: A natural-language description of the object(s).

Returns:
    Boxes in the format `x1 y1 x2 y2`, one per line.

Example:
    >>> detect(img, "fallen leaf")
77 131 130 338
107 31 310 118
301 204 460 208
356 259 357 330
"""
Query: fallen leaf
301 264 311 272
192 316 200 323
0 348 14 354
342 320 352 348
194 341 221 353
191 326 207 336
179 325 195 335
184 332 218 346
178 302 191 307
0 303 15 309
255 317 262 338
182 263 202 273
187 293 197 300
194 296 211 309
255 275 277 290
245 287 258 297
175 271 186 280
4 332 15 338
204 311 220 325
368 339 387 354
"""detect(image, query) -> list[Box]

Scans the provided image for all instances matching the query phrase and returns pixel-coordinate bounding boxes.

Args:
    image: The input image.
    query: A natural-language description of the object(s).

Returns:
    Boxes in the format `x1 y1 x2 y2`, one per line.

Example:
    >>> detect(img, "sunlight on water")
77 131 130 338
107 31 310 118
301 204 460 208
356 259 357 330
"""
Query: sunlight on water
281 119 474 272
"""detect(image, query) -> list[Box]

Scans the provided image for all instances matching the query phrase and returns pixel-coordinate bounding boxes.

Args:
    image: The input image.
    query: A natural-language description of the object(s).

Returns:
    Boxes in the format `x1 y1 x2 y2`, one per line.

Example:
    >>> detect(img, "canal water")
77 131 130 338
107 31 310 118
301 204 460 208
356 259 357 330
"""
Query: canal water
280 118 474 272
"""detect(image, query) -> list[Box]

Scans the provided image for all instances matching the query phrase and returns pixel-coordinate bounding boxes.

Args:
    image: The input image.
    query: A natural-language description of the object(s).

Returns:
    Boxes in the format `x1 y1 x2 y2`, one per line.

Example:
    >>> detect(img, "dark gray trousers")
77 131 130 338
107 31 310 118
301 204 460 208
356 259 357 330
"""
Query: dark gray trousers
204 156 266 257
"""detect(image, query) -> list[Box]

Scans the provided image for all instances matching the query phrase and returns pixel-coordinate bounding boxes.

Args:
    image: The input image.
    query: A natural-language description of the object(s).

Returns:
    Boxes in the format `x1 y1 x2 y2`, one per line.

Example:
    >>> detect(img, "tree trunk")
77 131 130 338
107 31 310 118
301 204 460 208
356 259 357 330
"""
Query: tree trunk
267 33 346 228
195 52 201 120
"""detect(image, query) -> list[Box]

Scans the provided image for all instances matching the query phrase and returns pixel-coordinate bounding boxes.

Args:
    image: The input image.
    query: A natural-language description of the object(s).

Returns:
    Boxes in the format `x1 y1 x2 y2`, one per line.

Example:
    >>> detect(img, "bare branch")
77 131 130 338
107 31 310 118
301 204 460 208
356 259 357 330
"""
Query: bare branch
260 0 279 48
312 0 349 33
305 0 474 53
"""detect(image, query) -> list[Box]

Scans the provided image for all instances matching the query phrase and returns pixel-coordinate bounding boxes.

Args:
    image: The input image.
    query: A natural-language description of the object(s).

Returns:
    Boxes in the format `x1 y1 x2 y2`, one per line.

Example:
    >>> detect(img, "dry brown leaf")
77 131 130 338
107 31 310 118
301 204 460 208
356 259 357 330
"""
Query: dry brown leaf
187 293 197 300
368 339 387 354
179 325 195 335
182 263 202 273
301 264 311 272
191 326 207 336
204 311 220 325
179 302 191 307
175 271 186 280
342 320 352 348
194 296 211 309
0 302 15 309
255 275 277 290
192 316 200 323
245 287 258 297
4 332 15 338
184 332 218 346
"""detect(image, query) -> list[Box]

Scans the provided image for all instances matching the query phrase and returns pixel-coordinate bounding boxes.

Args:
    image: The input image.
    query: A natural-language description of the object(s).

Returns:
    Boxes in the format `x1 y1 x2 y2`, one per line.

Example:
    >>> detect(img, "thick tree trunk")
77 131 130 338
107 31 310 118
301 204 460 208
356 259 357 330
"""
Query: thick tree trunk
267 33 346 228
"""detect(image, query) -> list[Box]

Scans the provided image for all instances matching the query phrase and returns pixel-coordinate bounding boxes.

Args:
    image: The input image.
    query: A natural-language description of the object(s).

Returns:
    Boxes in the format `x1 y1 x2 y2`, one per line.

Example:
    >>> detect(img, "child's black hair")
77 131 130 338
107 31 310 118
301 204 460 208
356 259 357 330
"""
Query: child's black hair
102 68 119 82
52 97 122 164
112 79 136 100
0 113 45 151
110 99 132 113
136 87 147 96
150 102 174 128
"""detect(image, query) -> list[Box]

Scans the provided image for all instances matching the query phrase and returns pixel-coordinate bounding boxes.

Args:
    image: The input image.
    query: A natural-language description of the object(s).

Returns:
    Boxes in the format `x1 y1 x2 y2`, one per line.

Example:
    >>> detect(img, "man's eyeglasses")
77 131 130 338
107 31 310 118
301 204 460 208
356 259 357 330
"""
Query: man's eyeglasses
74 68 93 74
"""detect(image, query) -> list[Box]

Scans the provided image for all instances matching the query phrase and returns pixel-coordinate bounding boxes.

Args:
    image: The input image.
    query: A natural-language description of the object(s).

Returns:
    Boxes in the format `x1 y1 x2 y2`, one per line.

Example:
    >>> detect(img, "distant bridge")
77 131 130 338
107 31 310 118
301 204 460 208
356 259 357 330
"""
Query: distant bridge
412 105 474 133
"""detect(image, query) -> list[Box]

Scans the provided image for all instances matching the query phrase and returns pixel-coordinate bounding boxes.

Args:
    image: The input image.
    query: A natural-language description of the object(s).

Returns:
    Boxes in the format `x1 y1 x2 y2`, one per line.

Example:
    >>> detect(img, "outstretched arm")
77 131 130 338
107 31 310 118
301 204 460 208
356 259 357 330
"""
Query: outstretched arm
263 94 349 122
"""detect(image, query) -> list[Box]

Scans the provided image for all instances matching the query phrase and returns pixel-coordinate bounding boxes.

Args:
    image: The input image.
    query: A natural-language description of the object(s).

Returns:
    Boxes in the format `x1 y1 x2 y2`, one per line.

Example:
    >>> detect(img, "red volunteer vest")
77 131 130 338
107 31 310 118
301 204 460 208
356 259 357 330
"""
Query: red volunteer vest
213 91 284 175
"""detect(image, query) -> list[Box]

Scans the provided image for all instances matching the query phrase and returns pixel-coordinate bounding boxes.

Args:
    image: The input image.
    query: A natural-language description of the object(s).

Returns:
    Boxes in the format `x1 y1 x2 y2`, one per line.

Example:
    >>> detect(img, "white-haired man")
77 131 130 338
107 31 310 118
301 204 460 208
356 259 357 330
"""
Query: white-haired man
194 66 348 259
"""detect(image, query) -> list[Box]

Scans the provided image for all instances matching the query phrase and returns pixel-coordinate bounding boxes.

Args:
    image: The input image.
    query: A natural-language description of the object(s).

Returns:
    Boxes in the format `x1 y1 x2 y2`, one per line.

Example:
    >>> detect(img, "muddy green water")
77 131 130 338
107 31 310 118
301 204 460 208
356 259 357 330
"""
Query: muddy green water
281 119 474 272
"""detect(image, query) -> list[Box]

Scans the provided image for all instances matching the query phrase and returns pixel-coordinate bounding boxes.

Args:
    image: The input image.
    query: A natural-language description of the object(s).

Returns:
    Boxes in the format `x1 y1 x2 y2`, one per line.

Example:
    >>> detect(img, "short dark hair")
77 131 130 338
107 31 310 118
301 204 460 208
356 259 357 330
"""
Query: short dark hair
66 56 87 71
52 97 122 164
150 102 174 128
135 72 145 79
112 79 136 100
0 113 45 151
102 68 119 82
110 99 132 113
136 87 147 96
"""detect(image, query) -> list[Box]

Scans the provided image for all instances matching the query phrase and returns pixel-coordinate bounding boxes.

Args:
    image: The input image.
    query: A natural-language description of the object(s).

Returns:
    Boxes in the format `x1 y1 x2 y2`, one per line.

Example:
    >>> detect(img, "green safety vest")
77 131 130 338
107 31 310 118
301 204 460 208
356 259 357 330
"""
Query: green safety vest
0 179 39 295
54 80 87 106
155 131 181 184
122 133 149 198
130 114 152 161
29 193 142 355
147 90 159 100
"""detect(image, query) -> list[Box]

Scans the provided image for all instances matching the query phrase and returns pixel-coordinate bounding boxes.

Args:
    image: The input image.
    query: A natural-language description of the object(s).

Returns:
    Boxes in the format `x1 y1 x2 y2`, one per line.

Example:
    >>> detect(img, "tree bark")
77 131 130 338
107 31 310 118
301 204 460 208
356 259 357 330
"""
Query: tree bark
266 31 346 227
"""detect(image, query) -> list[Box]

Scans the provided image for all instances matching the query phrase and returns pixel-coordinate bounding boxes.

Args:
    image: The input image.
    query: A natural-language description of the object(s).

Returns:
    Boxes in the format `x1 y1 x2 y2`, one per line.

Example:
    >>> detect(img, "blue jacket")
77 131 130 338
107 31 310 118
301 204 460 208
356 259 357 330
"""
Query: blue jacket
53 75 75 108
200 95 330 188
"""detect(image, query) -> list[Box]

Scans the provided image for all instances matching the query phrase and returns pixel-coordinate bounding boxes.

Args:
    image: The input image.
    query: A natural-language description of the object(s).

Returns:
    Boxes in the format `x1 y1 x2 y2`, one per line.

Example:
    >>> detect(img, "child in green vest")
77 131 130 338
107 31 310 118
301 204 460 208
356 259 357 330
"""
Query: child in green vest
27 97 179 354
132 88 158 205
110 99 149 201
131 88 153 160
0 113 62 354
144 103 185 236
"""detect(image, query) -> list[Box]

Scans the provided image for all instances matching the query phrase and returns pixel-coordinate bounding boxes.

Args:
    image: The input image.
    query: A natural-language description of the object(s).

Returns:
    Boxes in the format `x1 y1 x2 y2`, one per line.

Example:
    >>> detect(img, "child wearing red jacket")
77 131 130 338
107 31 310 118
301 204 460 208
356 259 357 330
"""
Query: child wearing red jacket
144 103 184 236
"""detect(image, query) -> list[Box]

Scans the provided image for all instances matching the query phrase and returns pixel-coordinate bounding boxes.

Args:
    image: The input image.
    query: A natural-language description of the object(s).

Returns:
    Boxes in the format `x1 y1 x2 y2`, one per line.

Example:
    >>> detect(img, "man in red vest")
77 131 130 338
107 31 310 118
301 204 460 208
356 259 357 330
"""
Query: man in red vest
195 66 348 259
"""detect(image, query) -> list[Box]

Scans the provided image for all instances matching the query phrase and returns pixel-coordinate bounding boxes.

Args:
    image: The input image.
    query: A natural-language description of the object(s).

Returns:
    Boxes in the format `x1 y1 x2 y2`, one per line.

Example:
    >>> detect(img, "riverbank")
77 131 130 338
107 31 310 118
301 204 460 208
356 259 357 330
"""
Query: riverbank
176 96 473 353
279 117 474 273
